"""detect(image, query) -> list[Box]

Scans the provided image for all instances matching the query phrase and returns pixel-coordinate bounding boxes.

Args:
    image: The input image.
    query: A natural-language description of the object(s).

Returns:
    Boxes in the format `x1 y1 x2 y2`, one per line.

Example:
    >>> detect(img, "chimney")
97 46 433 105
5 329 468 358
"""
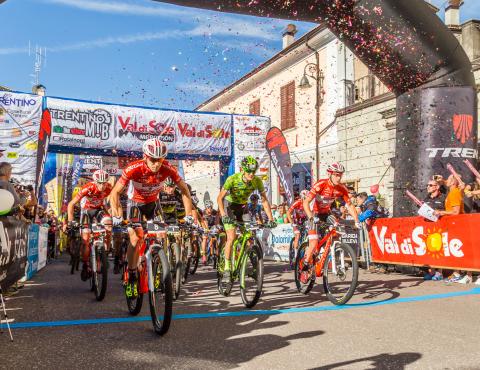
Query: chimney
282 24 297 49
445 0 463 30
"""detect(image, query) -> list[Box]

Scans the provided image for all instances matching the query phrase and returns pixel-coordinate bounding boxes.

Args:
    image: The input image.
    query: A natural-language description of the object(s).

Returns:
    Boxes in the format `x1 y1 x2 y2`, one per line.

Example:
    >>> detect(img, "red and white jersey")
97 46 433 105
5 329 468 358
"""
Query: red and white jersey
74 182 112 210
118 159 181 204
308 179 350 214
288 199 308 224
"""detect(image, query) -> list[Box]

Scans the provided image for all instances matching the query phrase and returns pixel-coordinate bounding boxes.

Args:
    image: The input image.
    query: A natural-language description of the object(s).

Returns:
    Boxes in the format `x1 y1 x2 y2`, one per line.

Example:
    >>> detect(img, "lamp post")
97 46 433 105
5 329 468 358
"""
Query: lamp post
299 58 324 179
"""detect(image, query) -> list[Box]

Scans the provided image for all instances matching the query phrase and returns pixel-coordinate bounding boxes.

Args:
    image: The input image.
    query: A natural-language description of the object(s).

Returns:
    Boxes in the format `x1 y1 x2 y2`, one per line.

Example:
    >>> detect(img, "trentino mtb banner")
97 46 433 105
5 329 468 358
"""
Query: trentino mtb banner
46 98 232 157
0 92 42 184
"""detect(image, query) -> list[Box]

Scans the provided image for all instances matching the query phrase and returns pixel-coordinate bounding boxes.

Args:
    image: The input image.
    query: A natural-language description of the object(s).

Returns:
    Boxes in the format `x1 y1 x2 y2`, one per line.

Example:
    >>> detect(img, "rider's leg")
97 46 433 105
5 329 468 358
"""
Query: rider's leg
201 235 208 263
304 222 318 264
293 228 300 250
223 227 236 270
127 227 144 271
81 229 91 263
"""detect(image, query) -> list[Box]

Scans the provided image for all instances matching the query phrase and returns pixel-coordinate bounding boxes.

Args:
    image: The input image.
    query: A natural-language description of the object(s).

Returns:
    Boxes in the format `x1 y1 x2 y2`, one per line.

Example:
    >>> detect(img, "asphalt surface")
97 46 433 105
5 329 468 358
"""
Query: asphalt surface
1 256 479 370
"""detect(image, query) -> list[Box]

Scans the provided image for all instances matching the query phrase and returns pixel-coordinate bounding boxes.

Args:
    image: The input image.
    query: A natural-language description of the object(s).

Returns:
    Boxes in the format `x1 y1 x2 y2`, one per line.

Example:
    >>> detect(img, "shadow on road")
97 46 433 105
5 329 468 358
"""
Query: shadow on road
311 352 422 370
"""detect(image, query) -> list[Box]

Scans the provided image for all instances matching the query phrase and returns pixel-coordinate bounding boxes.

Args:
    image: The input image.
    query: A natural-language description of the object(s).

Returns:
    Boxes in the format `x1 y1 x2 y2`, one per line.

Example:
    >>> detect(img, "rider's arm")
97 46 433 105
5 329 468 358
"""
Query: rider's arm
303 194 314 219
176 179 194 219
346 202 359 223
217 189 228 217
67 191 83 222
260 191 274 222
110 181 126 218
286 206 294 224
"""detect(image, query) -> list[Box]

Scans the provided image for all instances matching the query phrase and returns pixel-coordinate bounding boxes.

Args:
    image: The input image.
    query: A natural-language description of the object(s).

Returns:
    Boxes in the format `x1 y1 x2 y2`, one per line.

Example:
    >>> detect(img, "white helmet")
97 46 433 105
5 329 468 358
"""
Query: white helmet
300 190 309 200
327 162 345 174
93 169 109 184
143 138 168 159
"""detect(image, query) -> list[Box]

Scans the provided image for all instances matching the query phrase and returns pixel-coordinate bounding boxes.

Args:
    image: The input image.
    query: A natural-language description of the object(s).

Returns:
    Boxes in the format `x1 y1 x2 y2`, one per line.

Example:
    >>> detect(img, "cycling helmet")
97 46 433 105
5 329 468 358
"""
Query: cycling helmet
164 177 175 187
92 169 109 183
241 156 259 173
143 138 168 159
327 162 345 174
365 195 378 207
300 190 309 200
205 200 214 208
250 194 260 202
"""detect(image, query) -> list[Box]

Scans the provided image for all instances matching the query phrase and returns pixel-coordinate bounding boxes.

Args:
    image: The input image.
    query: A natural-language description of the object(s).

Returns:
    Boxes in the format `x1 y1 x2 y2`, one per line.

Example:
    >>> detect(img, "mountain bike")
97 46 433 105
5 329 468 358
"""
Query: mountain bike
217 222 267 308
165 224 182 300
123 220 173 336
89 222 109 301
295 221 358 305
182 223 200 283
67 227 81 275
289 224 307 270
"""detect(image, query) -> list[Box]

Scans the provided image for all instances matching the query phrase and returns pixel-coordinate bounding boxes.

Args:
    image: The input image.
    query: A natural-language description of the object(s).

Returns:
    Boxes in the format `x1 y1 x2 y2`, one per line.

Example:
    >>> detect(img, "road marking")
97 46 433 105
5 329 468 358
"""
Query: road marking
10 287 480 329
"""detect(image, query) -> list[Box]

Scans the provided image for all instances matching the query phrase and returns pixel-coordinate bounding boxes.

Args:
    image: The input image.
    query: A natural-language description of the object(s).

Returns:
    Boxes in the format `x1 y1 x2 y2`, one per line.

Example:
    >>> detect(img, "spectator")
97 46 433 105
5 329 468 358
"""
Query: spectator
355 192 368 214
277 204 288 224
271 204 280 220
0 162 22 212
434 174 464 217
464 182 480 213
247 193 263 224
423 179 446 211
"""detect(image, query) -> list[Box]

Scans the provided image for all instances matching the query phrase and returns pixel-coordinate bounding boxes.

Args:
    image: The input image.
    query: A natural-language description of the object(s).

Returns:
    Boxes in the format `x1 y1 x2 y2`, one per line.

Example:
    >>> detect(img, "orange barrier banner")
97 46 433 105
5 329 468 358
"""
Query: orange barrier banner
369 214 480 271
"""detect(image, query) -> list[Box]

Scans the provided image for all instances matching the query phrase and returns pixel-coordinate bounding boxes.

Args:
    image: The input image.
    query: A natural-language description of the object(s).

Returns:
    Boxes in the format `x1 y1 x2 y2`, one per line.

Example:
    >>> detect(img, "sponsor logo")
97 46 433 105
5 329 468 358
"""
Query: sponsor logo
117 116 175 143
7 152 18 159
25 141 38 150
208 145 229 154
453 114 473 144
425 147 477 158
178 122 230 139
0 94 37 107
243 125 262 136
50 108 112 140
9 143 20 149
372 225 463 258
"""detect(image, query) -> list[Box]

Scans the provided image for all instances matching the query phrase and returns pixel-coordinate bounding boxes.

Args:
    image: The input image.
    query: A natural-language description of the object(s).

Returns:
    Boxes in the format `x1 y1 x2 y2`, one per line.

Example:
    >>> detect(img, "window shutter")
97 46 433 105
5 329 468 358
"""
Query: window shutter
249 99 260 116
281 81 295 130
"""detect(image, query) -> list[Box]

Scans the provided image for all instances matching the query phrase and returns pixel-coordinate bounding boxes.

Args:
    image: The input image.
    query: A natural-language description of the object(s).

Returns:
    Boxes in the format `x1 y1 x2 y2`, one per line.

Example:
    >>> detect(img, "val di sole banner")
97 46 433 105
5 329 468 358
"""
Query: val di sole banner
0 92 43 184
369 214 480 271
46 97 232 157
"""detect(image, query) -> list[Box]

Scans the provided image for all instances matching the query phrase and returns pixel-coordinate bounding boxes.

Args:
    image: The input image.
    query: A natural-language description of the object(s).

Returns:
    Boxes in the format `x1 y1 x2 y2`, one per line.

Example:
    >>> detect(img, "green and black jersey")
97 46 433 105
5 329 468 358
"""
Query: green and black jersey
223 173 264 205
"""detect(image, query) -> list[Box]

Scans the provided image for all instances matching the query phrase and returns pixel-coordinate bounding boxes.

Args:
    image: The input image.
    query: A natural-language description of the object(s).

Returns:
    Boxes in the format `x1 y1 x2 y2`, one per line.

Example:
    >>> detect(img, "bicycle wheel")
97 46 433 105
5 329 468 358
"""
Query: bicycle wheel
93 245 108 301
216 247 232 297
182 241 190 284
171 242 182 300
240 241 263 308
323 243 358 305
149 249 173 336
70 237 80 275
288 238 295 270
189 239 199 275
294 242 315 294
123 265 143 315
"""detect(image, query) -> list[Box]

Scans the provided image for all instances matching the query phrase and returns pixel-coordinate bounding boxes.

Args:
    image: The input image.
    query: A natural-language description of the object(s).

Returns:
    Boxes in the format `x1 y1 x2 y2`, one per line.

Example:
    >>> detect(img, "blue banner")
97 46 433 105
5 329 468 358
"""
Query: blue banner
71 156 84 189
26 224 39 280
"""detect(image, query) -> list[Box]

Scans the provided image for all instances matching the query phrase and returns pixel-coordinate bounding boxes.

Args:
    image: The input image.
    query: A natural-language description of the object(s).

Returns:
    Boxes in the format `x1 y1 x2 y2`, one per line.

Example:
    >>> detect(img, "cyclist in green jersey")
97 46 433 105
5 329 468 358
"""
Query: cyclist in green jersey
217 156 276 281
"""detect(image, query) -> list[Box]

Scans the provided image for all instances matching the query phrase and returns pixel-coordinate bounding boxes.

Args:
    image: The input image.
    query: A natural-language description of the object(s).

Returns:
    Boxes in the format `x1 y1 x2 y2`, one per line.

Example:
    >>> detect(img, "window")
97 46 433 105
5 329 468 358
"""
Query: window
249 99 260 116
280 81 295 130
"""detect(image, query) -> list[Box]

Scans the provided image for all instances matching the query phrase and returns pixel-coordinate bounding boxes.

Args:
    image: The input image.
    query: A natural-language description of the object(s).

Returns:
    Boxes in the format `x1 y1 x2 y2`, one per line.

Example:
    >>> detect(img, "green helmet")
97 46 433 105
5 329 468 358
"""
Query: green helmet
164 177 175 187
241 156 258 173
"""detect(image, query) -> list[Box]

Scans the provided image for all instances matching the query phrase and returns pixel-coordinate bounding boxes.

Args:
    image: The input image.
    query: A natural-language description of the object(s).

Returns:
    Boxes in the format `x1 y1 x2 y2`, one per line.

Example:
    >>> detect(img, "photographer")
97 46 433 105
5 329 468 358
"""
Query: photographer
0 162 22 212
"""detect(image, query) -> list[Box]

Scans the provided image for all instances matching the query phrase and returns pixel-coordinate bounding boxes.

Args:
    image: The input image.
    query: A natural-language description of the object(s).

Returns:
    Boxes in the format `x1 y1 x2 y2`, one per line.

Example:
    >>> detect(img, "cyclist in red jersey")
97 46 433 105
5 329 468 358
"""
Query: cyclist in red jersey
109 138 195 298
66 169 112 281
302 163 359 267
287 190 309 253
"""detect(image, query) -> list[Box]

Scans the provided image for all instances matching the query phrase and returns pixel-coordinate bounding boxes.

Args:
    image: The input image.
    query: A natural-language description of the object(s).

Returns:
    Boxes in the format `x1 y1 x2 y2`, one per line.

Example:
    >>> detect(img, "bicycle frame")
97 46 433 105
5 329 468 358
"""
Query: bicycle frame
312 226 339 277
90 223 106 274
231 225 255 278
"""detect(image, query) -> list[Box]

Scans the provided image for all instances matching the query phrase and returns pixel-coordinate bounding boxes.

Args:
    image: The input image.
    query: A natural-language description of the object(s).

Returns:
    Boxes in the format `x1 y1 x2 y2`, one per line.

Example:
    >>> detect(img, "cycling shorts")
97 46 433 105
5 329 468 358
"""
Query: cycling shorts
222 199 249 231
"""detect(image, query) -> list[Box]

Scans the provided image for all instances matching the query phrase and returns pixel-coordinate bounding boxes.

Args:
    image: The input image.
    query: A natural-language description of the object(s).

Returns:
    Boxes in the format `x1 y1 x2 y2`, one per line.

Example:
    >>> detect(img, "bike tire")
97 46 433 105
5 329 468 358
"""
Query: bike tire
123 264 143 315
216 248 232 297
289 238 295 270
189 239 199 275
240 242 263 308
171 242 182 300
149 249 173 336
93 245 108 301
294 242 315 294
323 243 358 306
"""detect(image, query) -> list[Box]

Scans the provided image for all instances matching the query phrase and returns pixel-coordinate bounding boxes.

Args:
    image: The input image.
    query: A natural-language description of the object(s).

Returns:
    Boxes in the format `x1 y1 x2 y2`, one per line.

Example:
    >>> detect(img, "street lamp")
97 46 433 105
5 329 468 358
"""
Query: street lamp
299 60 324 179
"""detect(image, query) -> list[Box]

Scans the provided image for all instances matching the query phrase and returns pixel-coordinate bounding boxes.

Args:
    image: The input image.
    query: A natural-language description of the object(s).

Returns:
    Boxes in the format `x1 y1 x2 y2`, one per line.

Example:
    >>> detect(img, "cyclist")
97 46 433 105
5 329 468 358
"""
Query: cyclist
217 156 276 282
186 184 210 265
286 189 309 255
302 162 359 269
110 138 195 298
159 177 180 225
66 169 112 281
202 199 220 264
107 185 129 274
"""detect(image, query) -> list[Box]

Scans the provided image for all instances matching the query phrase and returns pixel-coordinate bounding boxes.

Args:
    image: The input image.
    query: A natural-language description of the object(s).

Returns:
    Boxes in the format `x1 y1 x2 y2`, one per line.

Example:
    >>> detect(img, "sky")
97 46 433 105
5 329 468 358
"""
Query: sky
0 0 478 111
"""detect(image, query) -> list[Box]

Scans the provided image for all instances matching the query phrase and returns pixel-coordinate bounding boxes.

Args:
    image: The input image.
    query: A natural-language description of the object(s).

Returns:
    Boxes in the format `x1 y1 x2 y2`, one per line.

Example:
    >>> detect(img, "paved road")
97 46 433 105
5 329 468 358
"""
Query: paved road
1 256 479 369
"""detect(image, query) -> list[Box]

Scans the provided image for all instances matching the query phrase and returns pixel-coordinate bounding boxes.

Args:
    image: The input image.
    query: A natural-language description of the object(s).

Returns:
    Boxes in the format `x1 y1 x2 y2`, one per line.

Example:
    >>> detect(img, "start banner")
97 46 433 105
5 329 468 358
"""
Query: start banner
369 214 480 271
46 97 232 157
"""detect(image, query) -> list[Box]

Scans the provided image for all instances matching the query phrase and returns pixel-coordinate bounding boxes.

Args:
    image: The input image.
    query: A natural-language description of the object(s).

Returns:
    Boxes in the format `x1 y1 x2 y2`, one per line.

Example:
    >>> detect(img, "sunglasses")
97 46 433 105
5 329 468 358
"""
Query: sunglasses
427 184 438 187
148 157 164 164
244 169 256 174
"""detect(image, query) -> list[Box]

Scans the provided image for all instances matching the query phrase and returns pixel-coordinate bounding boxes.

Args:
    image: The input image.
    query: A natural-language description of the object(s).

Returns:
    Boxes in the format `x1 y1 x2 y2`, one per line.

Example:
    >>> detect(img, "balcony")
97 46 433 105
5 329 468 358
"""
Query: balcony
353 74 389 103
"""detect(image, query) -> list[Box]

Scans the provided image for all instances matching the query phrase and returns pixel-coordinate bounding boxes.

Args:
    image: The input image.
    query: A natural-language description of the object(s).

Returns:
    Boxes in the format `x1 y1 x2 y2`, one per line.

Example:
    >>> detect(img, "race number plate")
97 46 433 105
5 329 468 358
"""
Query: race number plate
146 221 165 233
